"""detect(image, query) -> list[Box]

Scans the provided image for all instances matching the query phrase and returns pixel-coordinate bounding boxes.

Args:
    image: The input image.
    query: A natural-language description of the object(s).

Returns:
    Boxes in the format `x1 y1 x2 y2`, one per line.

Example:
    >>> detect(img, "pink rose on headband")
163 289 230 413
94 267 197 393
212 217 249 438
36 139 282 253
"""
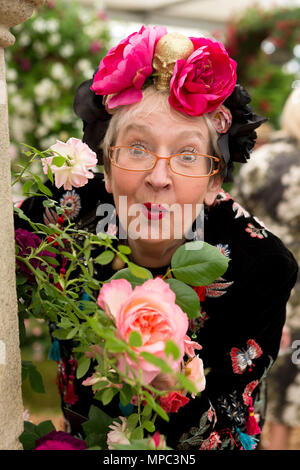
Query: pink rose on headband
91 25 167 109
97 277 188 384
41 138 97 190
169 37 237 116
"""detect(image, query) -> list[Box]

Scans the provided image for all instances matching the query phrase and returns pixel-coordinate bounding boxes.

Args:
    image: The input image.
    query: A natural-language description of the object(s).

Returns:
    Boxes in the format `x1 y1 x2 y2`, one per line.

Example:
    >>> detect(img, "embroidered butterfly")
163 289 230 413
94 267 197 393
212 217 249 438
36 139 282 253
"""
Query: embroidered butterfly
230 339 263 374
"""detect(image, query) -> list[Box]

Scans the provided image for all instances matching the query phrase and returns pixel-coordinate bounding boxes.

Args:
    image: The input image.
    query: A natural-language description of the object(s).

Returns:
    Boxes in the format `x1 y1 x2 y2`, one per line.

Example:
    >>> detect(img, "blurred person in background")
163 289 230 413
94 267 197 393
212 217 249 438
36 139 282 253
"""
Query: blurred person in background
234 87 300 450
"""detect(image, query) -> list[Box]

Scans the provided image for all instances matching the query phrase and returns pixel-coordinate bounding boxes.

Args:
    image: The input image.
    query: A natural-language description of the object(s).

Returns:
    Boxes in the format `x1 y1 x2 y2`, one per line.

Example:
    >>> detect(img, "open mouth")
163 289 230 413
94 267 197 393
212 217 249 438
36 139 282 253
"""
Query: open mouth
142 202 168 220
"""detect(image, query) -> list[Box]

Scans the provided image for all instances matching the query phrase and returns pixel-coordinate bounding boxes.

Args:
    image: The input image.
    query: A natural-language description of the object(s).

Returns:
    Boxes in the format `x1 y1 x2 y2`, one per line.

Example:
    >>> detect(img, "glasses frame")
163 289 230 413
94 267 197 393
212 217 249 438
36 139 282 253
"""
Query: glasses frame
109 146 220 178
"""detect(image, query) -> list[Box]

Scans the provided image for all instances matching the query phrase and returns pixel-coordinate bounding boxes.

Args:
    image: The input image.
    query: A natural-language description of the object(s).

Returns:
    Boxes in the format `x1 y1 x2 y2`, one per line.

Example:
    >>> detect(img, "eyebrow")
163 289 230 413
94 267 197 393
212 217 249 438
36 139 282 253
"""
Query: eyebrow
122 124 207 142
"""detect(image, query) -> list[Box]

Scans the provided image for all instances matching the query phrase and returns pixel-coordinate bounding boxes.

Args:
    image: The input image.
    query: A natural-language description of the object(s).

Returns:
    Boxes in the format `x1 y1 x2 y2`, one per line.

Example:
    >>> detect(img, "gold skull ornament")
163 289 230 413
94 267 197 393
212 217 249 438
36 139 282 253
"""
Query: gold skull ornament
152 33 194 91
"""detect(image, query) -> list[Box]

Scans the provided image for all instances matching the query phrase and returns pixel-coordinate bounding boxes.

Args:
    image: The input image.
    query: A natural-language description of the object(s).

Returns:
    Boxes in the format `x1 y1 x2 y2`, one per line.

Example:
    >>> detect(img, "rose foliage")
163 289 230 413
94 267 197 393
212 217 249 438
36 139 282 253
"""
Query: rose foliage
15 140 229 450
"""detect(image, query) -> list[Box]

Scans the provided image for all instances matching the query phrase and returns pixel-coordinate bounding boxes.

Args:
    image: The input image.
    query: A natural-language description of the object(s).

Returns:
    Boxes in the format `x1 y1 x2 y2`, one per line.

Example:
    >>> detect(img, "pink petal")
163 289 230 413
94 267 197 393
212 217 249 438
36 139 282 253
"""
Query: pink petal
107 88 143 108
97 279 133 319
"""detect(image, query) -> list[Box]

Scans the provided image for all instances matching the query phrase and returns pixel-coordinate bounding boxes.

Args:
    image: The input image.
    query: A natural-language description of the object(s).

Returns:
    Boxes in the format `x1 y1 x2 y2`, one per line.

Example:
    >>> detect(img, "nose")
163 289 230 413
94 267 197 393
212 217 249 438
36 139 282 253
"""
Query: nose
144 157 172 191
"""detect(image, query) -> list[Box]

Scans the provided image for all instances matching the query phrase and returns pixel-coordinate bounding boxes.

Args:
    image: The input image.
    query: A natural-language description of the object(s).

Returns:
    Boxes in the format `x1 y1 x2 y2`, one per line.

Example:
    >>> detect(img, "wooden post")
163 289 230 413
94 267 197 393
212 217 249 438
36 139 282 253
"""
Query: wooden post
0 0 46 450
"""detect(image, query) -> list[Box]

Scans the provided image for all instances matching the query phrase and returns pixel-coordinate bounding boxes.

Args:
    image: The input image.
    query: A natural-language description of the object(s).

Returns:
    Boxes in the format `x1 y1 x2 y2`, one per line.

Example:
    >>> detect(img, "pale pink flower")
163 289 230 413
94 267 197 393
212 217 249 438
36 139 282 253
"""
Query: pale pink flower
207 105 232 134
184 335 202 358
97 277 189 384
185 355 206 398
41 137 97 190
107 417 131 450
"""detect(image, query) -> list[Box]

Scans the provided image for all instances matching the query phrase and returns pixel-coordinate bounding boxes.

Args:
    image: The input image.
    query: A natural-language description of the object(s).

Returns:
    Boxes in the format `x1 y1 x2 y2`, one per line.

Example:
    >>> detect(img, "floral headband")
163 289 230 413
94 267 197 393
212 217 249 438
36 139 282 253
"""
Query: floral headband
90 25 237 134
73 26 267 182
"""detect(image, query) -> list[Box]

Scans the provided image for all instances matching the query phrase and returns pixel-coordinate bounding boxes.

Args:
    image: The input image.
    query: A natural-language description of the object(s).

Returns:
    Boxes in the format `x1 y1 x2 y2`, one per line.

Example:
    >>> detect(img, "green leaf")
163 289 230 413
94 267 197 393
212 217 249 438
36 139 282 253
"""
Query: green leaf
28 364 45 394
76 355 91 379
127 413 139 431
143 391 169 422
128 262 153 279
165 340 180 360
119 383 135 407
52 329 71 340
82 405 114 438
36 420 55 437
22 179 34 195
129 331 142 348
171 241 229 286
130 426 144 441
95 250 115 265
52 156 66 167
140 352 172 374
143 420 155 433
19 430 39 450
101 388 114 406
165 278 200 319
117 244 131 254
108 267 153 288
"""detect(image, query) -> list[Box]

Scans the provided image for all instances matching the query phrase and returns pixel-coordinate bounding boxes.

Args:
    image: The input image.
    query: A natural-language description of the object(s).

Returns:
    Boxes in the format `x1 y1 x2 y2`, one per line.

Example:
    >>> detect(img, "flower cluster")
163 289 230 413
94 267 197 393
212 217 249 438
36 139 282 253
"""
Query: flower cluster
91 25 237 117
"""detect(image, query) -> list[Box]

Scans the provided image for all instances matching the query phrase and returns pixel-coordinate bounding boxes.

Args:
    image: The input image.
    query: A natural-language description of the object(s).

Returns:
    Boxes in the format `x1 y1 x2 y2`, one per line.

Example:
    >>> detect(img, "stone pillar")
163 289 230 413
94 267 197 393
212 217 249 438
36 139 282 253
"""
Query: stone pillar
0 0 46 450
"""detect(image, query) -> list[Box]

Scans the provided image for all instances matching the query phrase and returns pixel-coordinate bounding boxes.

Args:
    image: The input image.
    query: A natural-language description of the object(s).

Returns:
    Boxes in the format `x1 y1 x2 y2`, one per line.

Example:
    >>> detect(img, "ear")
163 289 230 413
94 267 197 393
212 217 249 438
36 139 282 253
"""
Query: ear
204 175 223 206
104 170 112 194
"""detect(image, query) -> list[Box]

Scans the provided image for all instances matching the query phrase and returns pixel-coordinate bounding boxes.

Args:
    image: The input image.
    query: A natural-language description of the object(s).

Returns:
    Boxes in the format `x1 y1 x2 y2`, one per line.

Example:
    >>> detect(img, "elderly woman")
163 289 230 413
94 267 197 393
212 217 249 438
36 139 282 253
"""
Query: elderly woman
16 26 297 450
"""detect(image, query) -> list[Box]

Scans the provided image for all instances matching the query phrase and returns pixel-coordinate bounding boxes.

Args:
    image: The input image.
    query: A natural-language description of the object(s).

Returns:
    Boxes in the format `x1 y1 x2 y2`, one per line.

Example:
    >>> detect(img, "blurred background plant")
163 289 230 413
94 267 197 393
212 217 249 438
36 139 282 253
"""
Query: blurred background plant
6 0 111 201
221 5 300 129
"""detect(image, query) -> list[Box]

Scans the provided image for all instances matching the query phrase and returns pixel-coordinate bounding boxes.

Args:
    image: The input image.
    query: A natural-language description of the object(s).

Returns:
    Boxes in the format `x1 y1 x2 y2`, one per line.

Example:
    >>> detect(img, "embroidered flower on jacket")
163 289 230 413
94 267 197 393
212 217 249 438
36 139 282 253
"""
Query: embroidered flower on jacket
215 243 231 258
206 277 234 298
230 339 263 375
232 201 250 219
213 190 232 205
243 380 259 406
200 431 221 450
60 190 82 220
245 223 268 239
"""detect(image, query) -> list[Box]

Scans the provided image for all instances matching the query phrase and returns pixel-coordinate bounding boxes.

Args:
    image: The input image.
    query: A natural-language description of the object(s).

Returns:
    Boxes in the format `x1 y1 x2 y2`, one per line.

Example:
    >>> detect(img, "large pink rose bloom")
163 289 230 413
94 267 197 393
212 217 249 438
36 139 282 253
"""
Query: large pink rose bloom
169 37 237 116
41 137 97 190
97 277 189 384
91 25 167 109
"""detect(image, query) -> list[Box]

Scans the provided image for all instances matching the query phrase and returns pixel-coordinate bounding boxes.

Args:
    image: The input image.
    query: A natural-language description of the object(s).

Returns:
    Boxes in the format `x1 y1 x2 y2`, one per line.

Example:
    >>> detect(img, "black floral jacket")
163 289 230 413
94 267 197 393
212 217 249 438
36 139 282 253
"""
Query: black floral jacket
15 174 298 450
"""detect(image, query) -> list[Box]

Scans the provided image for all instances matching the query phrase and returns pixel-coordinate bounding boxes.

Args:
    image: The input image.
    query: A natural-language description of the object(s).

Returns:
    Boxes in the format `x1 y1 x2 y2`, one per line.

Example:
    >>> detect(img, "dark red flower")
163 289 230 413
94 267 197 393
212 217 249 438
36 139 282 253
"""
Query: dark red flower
15 228 56 279
159 391 190 413
35 431 86 450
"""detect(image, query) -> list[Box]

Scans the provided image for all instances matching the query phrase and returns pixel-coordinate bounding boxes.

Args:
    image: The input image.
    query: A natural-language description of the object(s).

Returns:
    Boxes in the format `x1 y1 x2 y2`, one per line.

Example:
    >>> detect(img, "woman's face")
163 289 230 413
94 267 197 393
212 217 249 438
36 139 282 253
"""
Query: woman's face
104 102 222 258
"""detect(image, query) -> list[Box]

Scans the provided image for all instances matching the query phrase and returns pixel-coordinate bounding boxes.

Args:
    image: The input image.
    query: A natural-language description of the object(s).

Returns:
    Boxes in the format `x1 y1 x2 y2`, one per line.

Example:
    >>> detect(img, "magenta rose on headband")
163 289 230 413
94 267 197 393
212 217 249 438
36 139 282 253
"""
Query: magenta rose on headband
97 277 188 384
91 25 167 109
169 37 237 116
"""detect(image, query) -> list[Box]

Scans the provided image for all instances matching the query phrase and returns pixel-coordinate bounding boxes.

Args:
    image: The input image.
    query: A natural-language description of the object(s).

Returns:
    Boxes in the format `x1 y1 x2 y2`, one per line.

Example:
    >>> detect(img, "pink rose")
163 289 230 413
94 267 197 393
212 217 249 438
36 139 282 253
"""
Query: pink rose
159 391 190 413
35 431 86 450
91 25 167 109
97 277 188 384
185 355 206 398
169 37 237 116
41 137 97 190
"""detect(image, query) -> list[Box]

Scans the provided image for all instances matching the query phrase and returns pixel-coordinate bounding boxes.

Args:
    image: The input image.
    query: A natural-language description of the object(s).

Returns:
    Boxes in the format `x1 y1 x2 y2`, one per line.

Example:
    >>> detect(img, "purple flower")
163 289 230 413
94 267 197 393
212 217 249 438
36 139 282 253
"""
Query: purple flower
15 228 56 279
35 431 87 450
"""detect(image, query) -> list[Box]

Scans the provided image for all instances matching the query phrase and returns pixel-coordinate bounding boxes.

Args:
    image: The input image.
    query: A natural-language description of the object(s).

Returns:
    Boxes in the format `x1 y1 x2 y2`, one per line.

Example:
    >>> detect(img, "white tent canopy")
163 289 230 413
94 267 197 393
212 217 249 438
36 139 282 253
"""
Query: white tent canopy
102 0 300 32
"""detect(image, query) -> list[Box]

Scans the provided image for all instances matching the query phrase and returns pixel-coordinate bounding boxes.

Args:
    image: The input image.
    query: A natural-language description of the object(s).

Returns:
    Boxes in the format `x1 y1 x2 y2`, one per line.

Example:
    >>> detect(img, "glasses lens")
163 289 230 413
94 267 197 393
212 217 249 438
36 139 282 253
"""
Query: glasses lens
171 154 214 176
111 147 156 170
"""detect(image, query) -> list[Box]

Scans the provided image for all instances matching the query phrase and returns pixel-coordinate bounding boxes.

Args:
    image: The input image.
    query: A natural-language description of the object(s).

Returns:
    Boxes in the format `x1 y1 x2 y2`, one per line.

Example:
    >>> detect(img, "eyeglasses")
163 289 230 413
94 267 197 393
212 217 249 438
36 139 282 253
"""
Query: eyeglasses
109 146 220 178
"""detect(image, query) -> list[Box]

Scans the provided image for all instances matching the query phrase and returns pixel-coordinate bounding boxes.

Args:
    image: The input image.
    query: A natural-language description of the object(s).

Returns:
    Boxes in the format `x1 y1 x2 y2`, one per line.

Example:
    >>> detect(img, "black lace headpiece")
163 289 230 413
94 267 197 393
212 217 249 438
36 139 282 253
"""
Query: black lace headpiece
73 77 267 182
